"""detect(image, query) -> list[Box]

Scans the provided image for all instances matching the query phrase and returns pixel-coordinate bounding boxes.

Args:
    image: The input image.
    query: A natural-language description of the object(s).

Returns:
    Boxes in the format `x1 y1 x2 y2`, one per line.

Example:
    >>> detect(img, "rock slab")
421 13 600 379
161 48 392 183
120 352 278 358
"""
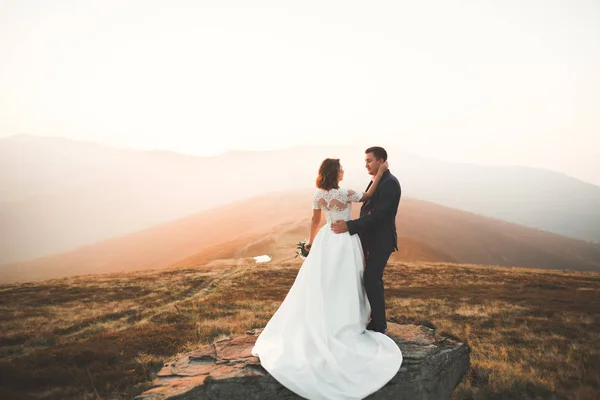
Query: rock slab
137 323 470 400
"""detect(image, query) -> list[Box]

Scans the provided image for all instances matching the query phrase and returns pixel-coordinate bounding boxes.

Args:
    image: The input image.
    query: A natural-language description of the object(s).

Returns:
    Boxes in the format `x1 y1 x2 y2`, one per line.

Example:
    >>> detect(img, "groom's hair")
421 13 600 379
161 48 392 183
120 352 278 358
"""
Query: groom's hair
316 158 341 191
365 146 387 161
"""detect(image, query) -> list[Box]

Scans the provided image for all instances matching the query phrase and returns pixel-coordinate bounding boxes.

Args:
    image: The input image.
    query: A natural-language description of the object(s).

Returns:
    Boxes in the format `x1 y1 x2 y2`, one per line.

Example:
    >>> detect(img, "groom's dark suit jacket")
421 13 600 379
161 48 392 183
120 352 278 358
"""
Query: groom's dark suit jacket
347 170 401 254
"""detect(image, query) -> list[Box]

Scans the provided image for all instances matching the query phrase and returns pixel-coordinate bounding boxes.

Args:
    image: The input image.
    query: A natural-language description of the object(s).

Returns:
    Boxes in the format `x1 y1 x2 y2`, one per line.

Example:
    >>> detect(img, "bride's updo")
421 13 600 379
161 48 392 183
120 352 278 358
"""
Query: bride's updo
316 158 340 190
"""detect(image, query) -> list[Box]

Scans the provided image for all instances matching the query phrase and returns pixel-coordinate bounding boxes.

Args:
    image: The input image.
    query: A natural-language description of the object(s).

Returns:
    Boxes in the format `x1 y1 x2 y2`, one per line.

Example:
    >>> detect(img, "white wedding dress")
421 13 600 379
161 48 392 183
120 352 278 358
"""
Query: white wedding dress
252 188 402 400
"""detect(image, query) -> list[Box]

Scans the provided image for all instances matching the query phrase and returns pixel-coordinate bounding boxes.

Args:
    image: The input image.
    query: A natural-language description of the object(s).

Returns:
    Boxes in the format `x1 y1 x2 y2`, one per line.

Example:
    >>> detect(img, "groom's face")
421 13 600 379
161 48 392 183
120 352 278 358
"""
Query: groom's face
365 152 384 176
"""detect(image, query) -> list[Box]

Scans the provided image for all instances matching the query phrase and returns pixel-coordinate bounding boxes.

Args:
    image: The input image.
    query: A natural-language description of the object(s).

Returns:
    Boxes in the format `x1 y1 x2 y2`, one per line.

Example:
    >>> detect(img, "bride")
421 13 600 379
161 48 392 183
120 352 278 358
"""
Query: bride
252 158 402 400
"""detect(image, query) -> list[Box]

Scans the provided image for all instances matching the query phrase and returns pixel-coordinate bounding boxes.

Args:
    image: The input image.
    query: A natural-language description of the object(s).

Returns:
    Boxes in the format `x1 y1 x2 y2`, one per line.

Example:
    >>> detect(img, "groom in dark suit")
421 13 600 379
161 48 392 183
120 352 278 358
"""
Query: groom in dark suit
331 146 401 334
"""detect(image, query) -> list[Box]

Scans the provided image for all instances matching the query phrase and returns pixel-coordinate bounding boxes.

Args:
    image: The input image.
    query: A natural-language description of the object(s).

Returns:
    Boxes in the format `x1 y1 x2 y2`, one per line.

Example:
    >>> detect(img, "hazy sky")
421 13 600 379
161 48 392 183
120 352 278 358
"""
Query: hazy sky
1 0 599 184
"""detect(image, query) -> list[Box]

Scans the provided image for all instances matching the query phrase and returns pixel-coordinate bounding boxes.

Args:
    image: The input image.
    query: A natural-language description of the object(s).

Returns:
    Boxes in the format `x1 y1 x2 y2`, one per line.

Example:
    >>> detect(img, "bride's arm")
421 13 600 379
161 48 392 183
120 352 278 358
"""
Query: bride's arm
360 162 389 201
307 209 322 249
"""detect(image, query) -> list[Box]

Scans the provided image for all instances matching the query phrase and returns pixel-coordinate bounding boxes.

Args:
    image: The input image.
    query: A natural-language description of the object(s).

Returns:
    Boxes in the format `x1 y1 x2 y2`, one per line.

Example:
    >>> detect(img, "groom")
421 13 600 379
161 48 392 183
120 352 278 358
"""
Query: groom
331 146 401 334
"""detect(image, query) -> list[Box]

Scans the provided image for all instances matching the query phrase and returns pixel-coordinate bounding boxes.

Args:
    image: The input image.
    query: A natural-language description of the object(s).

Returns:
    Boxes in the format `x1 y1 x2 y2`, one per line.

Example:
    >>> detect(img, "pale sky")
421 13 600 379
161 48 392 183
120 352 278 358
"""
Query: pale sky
1 0 599 185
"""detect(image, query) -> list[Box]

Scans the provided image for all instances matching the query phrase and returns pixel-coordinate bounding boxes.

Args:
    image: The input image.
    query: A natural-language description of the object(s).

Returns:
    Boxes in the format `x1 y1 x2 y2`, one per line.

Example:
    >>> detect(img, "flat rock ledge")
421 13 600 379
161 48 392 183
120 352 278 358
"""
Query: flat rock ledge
137 323 470 400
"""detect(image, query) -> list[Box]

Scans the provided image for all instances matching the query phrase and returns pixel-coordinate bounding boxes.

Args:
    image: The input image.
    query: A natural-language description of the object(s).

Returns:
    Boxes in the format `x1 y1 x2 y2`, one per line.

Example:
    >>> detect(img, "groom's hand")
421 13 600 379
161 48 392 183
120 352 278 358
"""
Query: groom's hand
331 220 348 234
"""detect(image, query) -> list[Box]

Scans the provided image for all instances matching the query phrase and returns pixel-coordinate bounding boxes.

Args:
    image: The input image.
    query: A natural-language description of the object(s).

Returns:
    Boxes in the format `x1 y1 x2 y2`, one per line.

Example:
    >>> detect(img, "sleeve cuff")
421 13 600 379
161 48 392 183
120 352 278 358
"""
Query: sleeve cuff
346 220 358 235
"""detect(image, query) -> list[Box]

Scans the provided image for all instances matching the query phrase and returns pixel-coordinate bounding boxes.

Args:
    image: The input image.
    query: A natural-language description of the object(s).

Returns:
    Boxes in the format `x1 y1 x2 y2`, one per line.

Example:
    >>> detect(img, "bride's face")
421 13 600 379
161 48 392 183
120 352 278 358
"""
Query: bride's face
338 165 345 182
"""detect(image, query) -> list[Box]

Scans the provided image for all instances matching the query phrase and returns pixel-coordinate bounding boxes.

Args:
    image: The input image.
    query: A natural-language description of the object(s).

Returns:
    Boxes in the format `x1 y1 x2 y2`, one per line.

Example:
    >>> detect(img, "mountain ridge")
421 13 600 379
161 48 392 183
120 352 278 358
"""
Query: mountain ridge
1 135 598 265
2 190 599 284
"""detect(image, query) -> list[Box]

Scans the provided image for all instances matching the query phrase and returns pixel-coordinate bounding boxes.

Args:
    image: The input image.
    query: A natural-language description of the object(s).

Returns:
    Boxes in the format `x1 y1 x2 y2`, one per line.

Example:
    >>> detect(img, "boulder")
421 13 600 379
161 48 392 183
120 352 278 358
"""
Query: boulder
137 323 470 399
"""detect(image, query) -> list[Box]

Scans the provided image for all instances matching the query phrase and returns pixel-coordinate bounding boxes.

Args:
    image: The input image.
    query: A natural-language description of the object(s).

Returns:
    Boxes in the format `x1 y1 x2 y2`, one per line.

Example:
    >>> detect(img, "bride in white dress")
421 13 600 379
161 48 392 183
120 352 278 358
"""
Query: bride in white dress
252 158 402 400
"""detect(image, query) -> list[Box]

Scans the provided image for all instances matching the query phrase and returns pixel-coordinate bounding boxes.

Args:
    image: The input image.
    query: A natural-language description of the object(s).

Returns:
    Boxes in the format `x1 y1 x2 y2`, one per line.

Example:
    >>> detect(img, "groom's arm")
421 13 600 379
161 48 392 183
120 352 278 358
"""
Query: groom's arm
346 180 400 236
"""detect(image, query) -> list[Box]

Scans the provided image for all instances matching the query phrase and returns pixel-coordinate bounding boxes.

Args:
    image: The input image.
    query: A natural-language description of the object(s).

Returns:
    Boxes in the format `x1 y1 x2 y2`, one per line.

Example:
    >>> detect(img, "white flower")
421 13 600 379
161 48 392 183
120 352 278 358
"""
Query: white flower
253 255 272 263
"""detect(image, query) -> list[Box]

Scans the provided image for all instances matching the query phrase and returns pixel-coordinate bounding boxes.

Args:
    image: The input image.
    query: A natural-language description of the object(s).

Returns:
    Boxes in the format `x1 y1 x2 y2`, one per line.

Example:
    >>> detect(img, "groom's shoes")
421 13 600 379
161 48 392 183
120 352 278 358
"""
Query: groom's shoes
366 321 387 334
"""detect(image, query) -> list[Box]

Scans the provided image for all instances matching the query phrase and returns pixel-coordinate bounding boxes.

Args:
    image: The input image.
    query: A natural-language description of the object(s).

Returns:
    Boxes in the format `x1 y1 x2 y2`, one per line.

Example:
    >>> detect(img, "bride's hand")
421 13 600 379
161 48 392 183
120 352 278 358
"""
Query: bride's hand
377 161 389 176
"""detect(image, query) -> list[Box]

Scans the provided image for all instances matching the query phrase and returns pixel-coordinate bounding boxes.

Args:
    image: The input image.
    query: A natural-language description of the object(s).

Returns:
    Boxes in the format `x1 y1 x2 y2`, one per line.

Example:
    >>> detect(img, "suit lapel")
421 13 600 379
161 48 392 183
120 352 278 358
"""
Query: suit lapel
360 171 391 216
361 180 374 212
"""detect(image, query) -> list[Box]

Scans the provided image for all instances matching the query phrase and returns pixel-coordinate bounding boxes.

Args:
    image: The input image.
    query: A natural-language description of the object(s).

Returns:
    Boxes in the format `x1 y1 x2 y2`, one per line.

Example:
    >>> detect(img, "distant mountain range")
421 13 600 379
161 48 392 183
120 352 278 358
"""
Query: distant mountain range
1 134 599 264
1 190 599 284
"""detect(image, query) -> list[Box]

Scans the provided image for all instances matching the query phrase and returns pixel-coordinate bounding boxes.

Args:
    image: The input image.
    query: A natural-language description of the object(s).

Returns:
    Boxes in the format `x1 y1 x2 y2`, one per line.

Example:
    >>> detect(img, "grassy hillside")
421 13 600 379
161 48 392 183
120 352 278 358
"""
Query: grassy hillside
3 193 600 285
1 261 598 399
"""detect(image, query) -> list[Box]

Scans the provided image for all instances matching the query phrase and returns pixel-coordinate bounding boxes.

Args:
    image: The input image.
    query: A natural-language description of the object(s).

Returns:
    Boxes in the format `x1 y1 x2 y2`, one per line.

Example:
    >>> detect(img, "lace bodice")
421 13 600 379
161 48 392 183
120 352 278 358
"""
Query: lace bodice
312 188 363 224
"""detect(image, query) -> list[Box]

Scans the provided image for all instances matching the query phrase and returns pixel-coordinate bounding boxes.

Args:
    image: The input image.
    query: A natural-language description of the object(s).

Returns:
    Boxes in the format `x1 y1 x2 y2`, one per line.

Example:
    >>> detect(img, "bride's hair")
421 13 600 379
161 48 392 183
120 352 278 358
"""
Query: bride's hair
316 158 341 190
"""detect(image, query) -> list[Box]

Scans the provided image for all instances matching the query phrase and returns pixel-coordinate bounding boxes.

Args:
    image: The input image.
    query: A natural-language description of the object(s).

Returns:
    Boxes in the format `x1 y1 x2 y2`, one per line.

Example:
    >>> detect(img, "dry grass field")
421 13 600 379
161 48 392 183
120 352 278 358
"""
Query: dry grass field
1 261 599 399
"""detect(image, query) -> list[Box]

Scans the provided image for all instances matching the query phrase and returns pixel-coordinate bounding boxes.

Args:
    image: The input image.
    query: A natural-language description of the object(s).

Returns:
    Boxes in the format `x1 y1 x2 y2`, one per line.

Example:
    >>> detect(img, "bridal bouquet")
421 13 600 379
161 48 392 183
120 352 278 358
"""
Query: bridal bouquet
295 240 310 259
